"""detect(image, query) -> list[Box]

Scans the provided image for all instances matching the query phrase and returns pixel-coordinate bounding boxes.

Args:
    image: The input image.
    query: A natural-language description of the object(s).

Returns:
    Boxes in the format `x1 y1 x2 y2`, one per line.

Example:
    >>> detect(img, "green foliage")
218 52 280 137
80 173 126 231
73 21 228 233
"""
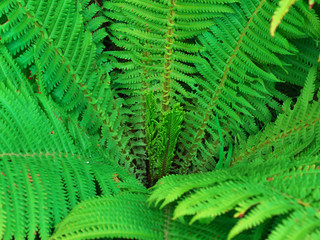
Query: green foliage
103 0 238 177
149 75 320 239
270 0 298 36
50 193 238 240
179 0 320 173
0 67 139 239
149 155 320 240
233 65 320 164
145 92 184 184
0 0 320 239
271 0 320 37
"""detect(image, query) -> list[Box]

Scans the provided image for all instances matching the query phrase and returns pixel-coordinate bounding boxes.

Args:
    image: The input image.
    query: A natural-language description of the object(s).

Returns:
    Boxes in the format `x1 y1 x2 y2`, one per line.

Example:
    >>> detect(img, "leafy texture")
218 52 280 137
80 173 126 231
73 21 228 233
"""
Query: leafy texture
149 68 320 239
51 67 320 240
270 0 297 36
0 0 141 238
149 155 320 240
101 0 320 179
0 0 130 167
50 193 238 240
177 0 320 173
103 0 238 177
233 65 320 164
145 92 184 184
0 75 137 239
0 0 320 239
271 0 320 37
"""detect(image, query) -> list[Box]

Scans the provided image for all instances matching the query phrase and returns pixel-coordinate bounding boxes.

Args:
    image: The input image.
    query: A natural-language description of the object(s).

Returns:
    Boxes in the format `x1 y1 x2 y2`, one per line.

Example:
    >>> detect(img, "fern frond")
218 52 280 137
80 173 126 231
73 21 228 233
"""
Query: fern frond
157 103 185 177
272 39 320 88
232 65 320 164
149 154 320 239
178 0 316 173
103 0 237 175
50 192 237 240
81 1 107 57
0 0 133 173
270 0 297 37
0 76 135 239
145 92 184 184
1 0 320 239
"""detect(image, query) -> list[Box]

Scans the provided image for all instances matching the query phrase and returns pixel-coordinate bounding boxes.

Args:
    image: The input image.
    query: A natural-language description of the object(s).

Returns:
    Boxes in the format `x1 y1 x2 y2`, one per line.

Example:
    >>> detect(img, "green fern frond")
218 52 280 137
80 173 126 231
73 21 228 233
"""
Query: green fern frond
149 154 320 239
50 192 238 240
81 1 107 57
145 92 184 184
233 65 320 164
0 77 135 239
149 69 320 238
178 0 317 174
1 0 320 239
157 103 185 176
103 0 237 175
271 0 320 42
271 39 320 88
270 0 297 37
0 0 133 172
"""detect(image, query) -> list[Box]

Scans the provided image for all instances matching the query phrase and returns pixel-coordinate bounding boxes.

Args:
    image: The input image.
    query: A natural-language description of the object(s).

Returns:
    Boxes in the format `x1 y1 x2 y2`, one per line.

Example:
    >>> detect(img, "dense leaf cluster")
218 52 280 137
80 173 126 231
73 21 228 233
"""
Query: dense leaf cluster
0 0 319 239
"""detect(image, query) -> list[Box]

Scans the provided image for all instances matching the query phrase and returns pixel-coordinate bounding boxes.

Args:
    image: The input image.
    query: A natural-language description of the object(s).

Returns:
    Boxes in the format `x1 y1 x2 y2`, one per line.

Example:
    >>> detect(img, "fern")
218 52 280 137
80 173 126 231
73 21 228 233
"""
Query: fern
1 0 320 239
148 67 320 239
0 76 138 239
149 153 320 239
270 0 298 36
50 193 241 240
145 92 184 184
103 0 238 177
49 66 320 240
0 0 139 238
178 0 320 173
233 65 320 164
0 0 133 168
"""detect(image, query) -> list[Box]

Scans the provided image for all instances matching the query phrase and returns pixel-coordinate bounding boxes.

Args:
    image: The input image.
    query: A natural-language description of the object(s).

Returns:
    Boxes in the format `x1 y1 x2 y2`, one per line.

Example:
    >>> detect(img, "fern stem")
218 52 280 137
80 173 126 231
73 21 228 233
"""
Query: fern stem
162 0 175 112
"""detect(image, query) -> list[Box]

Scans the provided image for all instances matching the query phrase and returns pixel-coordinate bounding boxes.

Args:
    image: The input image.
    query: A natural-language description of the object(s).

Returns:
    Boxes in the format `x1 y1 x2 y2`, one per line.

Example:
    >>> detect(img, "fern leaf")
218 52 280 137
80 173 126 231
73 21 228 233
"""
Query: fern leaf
0 33 141 238
178 0 316 173
0 0 134 173
145 92 184 183
103 0 237 175
232 66 320 164
50 193 234 240
270 0 297 37
0 78 135 239
149 154 320 239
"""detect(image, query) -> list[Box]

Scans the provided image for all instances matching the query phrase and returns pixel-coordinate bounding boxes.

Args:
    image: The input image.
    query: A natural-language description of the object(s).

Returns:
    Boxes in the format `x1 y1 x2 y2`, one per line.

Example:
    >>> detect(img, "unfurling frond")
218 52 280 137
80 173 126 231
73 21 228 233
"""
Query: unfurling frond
145 92 184 184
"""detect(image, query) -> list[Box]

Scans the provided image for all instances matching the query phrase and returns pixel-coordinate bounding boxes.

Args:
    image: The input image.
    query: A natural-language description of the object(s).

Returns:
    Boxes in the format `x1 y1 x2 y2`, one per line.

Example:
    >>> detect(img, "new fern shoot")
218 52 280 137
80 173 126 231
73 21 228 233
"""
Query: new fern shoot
0 0 319 239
